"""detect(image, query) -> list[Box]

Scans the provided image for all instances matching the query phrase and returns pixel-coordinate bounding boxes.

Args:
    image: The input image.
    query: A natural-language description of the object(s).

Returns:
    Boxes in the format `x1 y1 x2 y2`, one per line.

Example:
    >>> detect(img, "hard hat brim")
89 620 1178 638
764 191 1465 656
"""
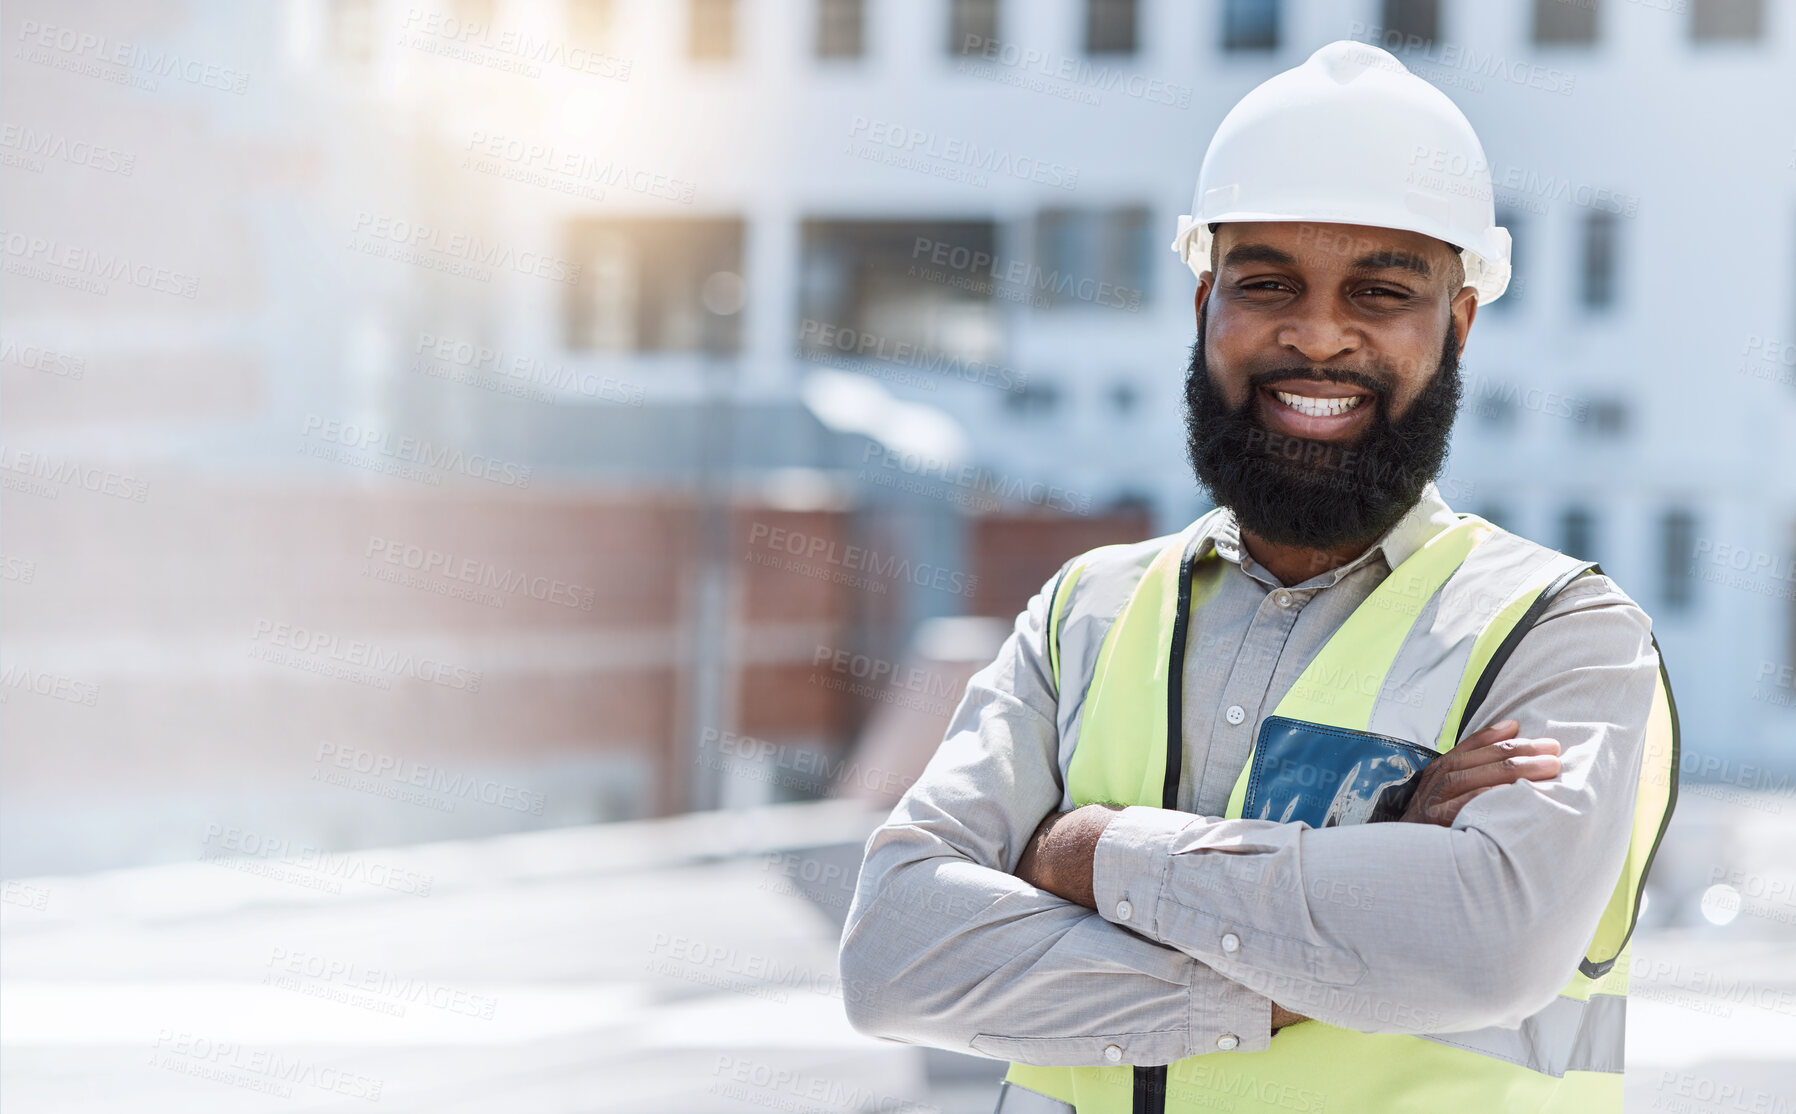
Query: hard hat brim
1172 213 1510 305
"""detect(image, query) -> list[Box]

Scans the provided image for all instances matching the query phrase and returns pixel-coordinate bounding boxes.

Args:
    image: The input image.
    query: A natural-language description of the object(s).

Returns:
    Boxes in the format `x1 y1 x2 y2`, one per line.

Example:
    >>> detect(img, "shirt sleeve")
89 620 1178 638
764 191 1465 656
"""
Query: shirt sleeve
1089 573 1659 1035
838 565 1275 1066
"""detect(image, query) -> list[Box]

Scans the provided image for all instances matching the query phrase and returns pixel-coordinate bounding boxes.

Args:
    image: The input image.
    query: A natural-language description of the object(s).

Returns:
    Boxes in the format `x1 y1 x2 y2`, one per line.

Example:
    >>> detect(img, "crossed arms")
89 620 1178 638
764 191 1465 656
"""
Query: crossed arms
837 569 1657 1066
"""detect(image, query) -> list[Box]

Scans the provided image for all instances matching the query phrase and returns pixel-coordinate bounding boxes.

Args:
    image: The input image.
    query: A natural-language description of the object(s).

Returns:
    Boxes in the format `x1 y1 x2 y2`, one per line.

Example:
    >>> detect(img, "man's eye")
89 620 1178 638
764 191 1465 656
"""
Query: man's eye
1361 287 1410 299
1241 281 1287 292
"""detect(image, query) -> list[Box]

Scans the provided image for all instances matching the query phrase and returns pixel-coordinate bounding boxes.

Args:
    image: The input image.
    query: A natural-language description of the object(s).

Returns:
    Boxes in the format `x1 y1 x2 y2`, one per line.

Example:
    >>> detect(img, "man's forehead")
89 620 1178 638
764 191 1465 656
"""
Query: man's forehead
1215 221 1452 275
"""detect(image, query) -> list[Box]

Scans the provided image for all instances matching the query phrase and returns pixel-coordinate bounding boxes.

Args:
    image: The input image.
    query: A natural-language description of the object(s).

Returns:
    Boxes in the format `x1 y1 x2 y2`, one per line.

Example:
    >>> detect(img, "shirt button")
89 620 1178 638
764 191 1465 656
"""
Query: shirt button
1225 705 1245 726
1217 1034 1240 1051
1273 589 1294 608
1104 1044 1123 1063
1221 932 1240 954
1114 899 1133 921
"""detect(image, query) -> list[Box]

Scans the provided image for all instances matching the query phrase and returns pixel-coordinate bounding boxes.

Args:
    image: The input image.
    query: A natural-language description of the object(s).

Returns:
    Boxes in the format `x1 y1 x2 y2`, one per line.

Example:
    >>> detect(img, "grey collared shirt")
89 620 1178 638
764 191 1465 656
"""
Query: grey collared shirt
838 483 1660 1066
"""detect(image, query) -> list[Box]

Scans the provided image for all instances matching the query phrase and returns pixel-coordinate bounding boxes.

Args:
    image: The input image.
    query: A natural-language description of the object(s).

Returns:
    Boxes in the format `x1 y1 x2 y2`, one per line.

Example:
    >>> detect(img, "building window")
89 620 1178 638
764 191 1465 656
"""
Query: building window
1692 0 1765 41
816 0 865 58
1086 0 1138 55
1581 209 1618 310
1475 505 1510 531
1004 379 1062 417
797 220 1002 368
1221 0 1280 52
1583 397 1629 438
1033 206 1153 311
1102 206 1153 306
330 0 375 66
1379 0 1440 48
1533 0 1599 46
689 0 735 60
950 0 999 55
567 0 614 50
1660 509 1697 610
1108 379 1139 415
565 218 745 352
1560 506 1596 561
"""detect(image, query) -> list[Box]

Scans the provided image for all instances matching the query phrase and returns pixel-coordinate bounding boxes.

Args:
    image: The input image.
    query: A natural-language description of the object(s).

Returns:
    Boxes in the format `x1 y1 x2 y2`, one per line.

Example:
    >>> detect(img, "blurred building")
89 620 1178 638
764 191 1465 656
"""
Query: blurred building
2 0 1792 876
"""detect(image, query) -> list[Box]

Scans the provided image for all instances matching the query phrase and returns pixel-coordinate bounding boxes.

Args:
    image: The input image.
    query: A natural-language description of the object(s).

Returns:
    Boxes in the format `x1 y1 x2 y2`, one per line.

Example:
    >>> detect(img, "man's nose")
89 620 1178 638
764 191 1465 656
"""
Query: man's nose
1275 305 1361 365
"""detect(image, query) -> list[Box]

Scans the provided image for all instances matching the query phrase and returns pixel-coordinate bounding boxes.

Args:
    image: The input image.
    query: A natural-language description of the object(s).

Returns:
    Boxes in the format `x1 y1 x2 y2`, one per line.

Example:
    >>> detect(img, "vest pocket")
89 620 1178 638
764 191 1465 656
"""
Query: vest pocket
1243 717 1438 828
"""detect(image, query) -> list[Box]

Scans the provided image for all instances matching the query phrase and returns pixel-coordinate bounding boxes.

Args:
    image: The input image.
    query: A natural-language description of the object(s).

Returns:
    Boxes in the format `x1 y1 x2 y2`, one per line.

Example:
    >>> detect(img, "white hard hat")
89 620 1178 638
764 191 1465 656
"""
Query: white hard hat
1172 40 1512 305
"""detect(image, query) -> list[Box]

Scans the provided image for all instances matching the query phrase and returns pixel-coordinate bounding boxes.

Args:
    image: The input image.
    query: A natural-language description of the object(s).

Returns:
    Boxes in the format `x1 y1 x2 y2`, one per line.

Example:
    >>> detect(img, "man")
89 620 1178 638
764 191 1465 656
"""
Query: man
838 41 1677 1114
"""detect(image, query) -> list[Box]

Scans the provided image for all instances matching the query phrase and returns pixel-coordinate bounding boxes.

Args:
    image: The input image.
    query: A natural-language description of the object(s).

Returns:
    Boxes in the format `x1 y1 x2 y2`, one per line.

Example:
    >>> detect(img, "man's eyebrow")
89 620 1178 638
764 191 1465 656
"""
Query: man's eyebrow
1219 243 1298 269
1349 249 1432 278
1220 242 1434 280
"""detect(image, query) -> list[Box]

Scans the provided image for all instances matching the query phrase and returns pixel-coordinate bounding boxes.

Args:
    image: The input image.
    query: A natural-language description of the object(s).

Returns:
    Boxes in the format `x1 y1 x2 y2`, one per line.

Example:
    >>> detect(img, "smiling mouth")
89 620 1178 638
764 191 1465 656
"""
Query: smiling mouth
1271 390 1367 418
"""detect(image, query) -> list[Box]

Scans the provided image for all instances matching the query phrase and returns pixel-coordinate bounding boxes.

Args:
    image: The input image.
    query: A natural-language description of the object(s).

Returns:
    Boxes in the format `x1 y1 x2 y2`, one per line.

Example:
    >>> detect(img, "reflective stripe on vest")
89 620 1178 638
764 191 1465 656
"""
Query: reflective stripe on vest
1005 512 1679 1114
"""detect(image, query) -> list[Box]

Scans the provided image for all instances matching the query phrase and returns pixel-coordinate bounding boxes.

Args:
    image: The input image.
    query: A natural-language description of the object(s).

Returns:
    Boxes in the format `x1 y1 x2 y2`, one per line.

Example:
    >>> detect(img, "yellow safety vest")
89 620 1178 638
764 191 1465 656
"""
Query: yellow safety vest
996 511 1679 1114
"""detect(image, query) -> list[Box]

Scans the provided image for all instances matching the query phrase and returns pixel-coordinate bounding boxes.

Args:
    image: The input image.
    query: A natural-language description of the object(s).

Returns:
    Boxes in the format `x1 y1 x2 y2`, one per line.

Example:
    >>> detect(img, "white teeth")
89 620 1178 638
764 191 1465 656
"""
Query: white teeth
1275 390 1365 418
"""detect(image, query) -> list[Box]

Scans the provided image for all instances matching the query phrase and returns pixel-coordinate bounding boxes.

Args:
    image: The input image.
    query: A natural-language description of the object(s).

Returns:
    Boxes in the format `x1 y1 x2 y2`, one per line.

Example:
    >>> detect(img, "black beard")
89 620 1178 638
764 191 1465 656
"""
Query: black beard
1183 304 1462 551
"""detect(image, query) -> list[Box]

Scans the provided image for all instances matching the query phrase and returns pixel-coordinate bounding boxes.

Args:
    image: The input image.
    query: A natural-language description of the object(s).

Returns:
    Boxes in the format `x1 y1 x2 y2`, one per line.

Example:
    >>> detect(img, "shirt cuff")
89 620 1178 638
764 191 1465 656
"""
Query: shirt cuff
1191 964 1274 1056
1092 804 1195 937
1093 806 1272 1056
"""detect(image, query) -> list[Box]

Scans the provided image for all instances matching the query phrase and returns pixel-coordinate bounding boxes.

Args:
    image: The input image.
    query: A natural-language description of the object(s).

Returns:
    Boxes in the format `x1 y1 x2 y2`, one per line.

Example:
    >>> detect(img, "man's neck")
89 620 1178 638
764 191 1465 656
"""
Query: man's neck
1238 528 1378 588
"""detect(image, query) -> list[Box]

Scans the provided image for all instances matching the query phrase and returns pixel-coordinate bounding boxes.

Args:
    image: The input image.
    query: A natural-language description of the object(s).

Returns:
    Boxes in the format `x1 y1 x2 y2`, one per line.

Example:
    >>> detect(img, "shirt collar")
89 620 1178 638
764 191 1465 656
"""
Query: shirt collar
1194 481 1460 587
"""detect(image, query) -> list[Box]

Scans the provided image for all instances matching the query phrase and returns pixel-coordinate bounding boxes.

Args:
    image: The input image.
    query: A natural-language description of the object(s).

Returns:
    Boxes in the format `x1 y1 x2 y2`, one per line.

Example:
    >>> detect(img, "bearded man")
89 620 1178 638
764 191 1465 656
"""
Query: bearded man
840 41 1677 1114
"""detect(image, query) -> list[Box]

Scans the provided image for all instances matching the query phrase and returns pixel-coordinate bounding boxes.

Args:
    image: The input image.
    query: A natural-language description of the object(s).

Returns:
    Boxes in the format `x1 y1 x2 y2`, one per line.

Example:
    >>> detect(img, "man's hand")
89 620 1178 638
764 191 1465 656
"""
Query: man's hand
1270 1002 1308 1030
1014 803 1124 909
1399 719 1562 827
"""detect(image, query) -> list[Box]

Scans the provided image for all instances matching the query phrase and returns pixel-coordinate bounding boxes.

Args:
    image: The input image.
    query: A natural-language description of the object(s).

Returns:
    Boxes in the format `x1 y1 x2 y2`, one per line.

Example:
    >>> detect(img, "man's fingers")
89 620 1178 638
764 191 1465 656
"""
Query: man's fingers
1436 753 1561 798
1450 719 1521 753
1423 785 1499 826
1438 735 1562 772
